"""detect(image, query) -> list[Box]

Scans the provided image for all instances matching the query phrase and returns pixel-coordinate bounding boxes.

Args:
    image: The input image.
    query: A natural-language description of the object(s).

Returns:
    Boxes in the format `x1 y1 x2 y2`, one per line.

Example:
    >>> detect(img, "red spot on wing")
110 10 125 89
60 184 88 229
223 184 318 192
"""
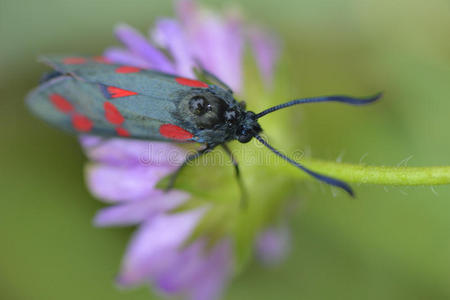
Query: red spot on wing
49 93 73 113
93 56 111 64
116 127 130 137
116 66 141 73
104 101 124 125
159 124 194 140
106 86 139 98
175 77 208 88
72 114 93 132
63 57 87 64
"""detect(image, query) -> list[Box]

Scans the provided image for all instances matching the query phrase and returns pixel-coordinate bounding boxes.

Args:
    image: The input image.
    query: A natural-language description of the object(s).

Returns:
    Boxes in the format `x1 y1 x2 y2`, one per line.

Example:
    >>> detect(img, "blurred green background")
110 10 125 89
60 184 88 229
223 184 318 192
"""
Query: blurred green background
1 0 450 299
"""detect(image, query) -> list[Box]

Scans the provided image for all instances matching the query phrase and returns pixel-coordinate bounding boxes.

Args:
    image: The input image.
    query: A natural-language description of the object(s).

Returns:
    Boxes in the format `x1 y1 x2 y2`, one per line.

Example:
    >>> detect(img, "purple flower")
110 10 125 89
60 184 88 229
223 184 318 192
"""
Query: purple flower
247 27 280 89
81 1 281 299
119 214 232 300
81 137 234 300
105 0 278 93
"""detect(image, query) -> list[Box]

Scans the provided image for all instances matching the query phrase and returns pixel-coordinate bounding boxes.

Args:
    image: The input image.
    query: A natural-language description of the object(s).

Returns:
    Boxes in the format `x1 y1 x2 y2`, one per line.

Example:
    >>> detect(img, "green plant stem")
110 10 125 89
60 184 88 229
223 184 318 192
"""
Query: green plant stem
281 160 450 186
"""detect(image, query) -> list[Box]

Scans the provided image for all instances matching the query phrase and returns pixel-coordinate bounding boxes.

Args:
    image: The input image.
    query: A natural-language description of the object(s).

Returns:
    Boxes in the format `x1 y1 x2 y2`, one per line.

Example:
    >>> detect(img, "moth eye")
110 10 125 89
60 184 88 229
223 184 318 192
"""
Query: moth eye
189 96 210 116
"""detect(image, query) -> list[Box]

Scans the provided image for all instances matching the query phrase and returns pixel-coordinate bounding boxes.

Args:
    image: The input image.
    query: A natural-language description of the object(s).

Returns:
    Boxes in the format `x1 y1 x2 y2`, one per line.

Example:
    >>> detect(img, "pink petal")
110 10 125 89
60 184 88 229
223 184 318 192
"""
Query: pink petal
103 47 153 68
155 240 206 294
186 13 244 93
152 19 196 78
117 208 207 286
175 0 198 27
178 2 245 93
86 164 173 202
79 135 103 148
80 137 186 168
187 239 232 300
114 23 175 73
248 28 280 88
94 190 190 227
155 238 232 300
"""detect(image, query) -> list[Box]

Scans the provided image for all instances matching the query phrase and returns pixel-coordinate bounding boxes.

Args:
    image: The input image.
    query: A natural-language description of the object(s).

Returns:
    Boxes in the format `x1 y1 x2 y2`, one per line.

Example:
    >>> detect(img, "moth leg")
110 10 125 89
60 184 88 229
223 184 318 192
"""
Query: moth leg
165 144 215 191
193 65 233 94
221 144 248 209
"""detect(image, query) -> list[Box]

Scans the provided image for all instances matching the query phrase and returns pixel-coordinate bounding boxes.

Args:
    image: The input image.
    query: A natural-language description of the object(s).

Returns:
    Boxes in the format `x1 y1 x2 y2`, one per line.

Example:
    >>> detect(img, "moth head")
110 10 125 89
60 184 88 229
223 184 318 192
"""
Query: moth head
187 93 242 131
236 111 262 143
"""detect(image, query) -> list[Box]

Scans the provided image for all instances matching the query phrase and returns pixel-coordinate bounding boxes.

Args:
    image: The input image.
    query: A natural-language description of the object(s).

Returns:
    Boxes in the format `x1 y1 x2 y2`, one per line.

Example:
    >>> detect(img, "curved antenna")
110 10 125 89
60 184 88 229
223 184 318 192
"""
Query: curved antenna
255 135 354 196
256 92 382 119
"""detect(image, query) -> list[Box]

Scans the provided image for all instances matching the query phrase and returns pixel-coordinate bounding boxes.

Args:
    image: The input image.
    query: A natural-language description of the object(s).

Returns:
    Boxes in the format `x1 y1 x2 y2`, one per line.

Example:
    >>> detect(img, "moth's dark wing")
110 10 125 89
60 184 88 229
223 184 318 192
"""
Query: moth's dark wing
39 55 192 98
26 75 174 141
37 55 202 139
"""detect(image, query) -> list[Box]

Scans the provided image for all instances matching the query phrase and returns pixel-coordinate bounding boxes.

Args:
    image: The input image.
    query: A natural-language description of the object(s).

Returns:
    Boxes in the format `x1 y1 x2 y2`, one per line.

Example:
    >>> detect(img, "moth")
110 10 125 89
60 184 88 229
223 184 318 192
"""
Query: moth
27 55 382 197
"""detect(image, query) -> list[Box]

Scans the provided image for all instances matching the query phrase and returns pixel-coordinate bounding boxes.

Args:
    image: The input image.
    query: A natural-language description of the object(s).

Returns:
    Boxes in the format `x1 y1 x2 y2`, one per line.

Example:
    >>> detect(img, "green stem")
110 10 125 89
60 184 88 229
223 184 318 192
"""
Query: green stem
282 160 450 186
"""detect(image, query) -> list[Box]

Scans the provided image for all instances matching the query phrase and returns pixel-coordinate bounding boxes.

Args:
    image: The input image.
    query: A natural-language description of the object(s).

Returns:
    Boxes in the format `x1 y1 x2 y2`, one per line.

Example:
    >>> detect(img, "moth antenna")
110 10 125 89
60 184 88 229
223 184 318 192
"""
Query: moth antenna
256 92 382 119
254 135 354 196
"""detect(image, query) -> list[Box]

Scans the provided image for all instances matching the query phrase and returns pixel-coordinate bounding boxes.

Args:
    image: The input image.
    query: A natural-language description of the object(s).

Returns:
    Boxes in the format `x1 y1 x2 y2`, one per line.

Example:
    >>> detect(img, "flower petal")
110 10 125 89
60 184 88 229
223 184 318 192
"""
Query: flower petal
248 28 280 88
175 0 198 27
184 11 244 92
79 135 103 148
117 208 207 286
156 238 232 300
155 240 206 294
103 47 153 68
187 239 232 300
152 19 196 78
86 164 173 202
114 23 175 73
80 137 186 168
94 190 190 227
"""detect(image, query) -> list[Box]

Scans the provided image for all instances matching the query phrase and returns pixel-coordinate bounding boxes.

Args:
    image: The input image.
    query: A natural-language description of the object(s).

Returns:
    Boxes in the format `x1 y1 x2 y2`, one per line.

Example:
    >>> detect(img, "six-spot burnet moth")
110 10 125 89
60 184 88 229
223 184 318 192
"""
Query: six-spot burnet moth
27 55 382 197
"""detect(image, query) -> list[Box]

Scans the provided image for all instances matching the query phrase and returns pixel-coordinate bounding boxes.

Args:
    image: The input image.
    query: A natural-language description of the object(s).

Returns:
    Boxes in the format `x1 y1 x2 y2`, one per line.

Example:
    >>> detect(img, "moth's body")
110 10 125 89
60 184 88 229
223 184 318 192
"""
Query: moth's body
27 56 260 146
27 55 382 196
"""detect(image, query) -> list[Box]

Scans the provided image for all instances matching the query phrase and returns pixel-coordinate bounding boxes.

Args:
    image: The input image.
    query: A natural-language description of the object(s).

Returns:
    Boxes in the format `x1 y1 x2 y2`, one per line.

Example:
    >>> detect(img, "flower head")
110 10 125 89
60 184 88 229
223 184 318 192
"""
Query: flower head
81 1 282 299
82 136 234 299
104 0 278 93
